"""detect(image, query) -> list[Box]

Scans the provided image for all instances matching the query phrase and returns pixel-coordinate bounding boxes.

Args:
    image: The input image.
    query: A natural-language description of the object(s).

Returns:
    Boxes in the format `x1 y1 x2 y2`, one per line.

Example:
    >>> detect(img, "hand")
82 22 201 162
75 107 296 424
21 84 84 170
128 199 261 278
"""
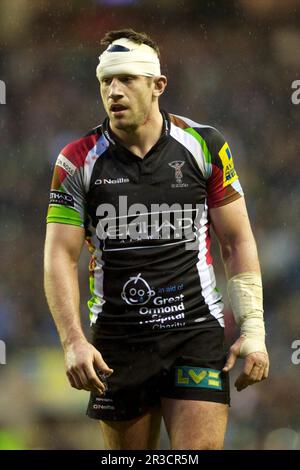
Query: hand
222 336 269 391
64 338 113 395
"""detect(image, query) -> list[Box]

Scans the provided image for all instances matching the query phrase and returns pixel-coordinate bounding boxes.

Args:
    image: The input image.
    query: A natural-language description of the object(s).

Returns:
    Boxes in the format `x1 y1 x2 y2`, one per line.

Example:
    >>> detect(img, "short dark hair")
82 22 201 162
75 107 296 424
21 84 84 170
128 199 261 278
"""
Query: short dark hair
100 28 160 58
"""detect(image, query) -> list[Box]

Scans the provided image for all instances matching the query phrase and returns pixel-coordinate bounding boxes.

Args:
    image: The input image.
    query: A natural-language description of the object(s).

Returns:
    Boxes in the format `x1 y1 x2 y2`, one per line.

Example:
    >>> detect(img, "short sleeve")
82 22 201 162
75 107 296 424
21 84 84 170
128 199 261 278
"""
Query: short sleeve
46 146 86 227
197 127 244 208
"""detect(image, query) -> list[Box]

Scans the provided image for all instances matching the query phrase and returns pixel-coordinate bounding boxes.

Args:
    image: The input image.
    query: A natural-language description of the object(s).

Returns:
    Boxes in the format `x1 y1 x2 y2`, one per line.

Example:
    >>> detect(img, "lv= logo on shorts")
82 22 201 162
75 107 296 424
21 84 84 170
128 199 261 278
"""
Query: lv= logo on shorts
174 366 223 390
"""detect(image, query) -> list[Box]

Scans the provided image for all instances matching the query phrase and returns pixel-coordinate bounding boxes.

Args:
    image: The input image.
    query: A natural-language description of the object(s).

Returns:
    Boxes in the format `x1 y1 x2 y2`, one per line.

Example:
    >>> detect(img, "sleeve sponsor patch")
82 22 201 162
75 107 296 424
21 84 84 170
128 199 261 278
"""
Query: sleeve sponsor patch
218 142 238 187
56 154 77 176
49 190 75 207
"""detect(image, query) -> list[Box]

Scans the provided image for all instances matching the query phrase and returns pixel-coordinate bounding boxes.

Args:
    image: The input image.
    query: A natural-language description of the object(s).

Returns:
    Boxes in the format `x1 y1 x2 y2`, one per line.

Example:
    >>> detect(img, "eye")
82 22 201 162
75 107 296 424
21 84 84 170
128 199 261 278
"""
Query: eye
121 76 133 83
101 78 112 86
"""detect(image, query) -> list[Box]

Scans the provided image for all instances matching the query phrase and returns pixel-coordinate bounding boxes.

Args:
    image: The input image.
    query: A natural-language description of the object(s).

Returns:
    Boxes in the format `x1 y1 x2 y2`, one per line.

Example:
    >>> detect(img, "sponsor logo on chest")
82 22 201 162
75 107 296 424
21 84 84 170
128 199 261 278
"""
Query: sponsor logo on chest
121 273 186 331
95 177 130 185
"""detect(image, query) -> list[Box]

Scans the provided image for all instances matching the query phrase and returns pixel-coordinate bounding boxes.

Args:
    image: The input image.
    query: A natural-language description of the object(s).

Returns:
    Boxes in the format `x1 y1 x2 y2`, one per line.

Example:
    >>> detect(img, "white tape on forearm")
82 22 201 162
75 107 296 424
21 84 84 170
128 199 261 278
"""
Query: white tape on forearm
227 272 267 357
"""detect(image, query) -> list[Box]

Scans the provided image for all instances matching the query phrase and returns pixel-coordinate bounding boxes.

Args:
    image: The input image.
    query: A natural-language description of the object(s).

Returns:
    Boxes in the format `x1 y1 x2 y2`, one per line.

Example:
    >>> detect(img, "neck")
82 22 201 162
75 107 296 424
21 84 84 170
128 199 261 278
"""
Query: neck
110 107 163 158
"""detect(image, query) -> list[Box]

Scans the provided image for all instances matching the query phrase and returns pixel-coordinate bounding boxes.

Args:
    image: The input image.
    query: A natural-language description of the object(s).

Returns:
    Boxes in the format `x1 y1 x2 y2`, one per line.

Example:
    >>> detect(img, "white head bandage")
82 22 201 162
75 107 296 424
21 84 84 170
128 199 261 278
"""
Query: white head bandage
96 37 161 81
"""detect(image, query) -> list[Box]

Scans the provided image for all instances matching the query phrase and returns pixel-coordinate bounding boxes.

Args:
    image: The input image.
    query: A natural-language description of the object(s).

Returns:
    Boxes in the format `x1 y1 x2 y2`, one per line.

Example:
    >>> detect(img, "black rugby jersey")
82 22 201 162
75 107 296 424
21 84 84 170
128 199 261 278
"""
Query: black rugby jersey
47 111 243 336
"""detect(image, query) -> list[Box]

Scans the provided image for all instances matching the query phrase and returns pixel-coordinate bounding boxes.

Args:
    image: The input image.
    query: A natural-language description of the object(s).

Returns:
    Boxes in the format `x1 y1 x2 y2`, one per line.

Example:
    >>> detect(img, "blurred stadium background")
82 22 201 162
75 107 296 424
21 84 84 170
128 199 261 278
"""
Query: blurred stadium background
0 0 300 450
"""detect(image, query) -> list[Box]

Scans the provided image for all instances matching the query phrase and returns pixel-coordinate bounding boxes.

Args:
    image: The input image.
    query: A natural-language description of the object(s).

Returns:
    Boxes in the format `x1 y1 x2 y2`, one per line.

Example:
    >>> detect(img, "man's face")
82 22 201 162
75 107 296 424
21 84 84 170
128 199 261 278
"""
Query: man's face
100 75 154 131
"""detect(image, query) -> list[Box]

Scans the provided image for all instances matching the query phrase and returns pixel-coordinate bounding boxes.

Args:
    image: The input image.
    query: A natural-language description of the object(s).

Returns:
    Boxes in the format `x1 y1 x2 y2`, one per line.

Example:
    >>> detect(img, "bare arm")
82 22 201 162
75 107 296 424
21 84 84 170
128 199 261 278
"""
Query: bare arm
210 197 260 278
44 223 86 345
44 223 113 394
210 197 269 390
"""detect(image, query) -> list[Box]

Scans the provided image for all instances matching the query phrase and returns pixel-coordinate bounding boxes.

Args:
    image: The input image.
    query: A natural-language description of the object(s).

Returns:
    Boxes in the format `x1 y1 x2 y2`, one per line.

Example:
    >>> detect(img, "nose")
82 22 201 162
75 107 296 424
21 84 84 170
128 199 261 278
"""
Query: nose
108 78 124 100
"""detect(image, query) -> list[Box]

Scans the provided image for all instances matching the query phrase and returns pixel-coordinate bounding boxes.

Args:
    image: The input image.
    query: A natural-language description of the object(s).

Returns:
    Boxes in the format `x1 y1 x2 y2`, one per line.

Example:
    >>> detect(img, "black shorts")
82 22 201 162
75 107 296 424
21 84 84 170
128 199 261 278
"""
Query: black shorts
87 326 230 421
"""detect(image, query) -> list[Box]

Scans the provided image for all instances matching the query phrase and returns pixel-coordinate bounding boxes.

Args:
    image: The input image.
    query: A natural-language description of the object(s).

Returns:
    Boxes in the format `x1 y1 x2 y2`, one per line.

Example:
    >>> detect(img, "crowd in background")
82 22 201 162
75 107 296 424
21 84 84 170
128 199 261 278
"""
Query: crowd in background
0 0 299 449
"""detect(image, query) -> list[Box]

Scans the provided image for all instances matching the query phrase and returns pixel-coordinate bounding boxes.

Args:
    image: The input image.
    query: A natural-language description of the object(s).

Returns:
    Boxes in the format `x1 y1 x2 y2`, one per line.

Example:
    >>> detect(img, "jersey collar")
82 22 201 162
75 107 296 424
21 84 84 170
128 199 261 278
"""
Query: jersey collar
102 109 171 150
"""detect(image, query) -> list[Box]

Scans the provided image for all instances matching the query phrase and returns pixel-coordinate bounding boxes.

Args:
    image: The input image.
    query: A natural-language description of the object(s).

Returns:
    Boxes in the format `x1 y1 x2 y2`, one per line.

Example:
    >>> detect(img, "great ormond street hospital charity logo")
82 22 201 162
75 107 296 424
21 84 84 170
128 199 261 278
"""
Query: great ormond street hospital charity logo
121 273 155 305
121 274 186 330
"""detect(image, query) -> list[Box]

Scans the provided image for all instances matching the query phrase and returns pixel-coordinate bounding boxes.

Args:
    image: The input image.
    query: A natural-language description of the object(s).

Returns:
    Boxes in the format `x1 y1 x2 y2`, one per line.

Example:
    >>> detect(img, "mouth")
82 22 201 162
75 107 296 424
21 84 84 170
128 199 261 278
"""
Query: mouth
110 104 127 114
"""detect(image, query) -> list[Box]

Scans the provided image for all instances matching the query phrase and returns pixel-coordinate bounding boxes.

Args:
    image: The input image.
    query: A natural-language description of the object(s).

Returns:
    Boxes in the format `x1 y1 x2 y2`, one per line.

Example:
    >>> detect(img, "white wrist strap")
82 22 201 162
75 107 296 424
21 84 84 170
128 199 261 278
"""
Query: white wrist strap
227 272 267 357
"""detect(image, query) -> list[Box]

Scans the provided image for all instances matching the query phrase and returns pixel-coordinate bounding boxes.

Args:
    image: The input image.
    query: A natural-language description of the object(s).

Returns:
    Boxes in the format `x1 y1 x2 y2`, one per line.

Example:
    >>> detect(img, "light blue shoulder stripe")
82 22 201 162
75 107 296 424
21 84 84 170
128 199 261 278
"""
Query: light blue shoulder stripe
83 135 109 192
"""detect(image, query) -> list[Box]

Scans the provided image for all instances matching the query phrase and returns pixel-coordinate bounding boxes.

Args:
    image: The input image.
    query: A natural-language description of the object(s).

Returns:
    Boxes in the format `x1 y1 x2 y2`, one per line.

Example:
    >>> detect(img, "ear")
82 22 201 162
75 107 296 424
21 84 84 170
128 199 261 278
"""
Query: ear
153 75 167 97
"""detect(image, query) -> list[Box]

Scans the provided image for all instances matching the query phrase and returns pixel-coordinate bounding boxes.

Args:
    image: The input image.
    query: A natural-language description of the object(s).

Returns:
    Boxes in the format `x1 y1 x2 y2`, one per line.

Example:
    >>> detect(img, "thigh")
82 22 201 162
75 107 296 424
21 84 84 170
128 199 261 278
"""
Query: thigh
161 398 228 450
100 406 162 450
87 334 162 422
159 327 230 406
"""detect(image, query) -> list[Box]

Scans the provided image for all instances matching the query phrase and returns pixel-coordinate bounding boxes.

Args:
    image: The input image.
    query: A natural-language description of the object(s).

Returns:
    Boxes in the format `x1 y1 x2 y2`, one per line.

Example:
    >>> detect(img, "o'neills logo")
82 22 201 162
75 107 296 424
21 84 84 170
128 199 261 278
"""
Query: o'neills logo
169 161 185 183
95 177 129 185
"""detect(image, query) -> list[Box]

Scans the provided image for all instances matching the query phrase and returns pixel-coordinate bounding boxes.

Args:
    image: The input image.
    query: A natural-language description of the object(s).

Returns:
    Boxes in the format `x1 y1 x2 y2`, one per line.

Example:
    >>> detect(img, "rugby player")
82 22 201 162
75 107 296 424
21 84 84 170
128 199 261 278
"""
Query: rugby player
44 29 269 450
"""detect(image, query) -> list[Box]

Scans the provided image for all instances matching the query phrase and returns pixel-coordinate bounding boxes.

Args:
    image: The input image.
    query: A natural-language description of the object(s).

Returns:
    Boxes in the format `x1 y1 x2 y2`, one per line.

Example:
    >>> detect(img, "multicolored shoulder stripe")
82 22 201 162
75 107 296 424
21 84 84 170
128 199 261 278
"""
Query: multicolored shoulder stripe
47 130 108 227
169 114 243 208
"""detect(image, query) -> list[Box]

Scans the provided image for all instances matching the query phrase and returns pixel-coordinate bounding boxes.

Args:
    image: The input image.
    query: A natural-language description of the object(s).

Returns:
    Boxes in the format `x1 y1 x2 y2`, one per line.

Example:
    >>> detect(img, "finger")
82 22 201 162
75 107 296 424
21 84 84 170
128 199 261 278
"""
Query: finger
67 370 81 390
263 362 269 379
247 364 263 382
236 364 266 390
255 365 266 382
90 377 107 395
222 351 237 372
71 367 92 392
83 363 106 395
243 356 255 376
250 355 269 381
236 381 251 392
253 369 264 382
78 368 93 391
93 350 114 376
234 373 247 391
66 371 77 388
235 373 251 391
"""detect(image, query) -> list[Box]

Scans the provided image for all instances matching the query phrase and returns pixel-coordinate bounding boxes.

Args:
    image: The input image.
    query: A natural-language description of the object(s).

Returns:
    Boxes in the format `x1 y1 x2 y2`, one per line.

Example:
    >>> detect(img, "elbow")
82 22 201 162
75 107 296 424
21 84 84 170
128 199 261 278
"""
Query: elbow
220 243 234 263
44 245 77 274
